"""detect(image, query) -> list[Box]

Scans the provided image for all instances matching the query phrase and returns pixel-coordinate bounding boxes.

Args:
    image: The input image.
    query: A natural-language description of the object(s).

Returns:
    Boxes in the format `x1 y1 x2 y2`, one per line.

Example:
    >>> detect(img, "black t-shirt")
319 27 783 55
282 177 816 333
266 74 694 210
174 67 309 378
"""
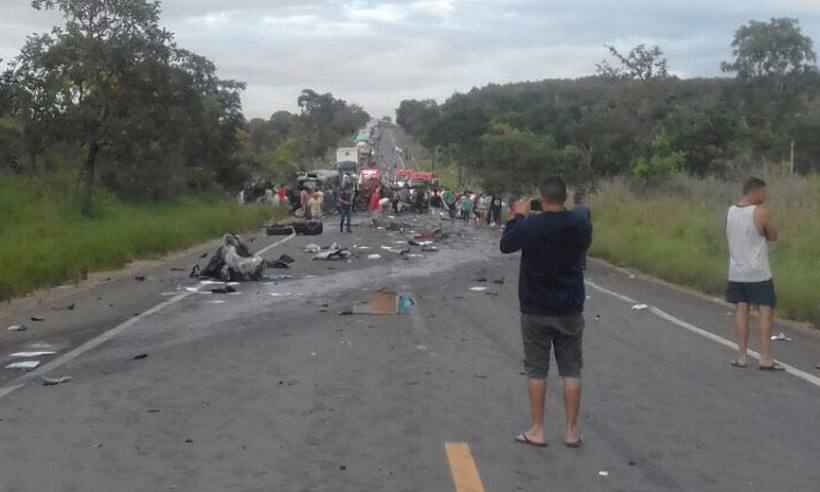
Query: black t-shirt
500 211 592 316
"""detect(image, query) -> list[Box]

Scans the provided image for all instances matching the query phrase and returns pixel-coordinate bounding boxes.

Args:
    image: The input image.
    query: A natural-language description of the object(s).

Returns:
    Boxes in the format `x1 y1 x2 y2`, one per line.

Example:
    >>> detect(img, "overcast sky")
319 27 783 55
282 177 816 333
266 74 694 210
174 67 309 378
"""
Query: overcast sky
2 0 819 118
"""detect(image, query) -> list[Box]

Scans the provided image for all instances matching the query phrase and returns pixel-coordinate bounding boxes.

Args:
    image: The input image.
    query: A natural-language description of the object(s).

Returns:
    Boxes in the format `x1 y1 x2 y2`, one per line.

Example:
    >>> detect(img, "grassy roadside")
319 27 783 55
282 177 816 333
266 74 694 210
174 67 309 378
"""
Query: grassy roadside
0 176 279 301
588 176 820 327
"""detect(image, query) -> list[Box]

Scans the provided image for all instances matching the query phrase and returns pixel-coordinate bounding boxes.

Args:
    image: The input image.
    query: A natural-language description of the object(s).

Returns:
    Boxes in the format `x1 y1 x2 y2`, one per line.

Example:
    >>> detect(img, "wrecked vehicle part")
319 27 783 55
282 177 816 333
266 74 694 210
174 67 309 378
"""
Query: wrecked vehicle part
41 376 72 386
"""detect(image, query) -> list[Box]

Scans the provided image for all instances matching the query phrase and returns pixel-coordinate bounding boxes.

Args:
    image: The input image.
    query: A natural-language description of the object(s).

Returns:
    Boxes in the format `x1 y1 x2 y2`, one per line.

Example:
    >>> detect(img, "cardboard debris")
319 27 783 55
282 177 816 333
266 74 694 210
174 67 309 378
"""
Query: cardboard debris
339 290 415 316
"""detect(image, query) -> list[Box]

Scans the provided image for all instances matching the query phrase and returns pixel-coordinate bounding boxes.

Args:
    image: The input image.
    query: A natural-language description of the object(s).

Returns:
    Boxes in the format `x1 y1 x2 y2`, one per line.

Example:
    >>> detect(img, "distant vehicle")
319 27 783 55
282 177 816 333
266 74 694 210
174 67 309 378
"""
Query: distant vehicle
336 147 359 176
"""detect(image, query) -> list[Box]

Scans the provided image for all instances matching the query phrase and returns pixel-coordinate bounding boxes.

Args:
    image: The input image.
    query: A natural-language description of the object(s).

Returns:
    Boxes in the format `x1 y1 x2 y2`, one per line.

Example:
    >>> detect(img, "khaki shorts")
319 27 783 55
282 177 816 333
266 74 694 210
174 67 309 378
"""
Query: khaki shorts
521 313 584 379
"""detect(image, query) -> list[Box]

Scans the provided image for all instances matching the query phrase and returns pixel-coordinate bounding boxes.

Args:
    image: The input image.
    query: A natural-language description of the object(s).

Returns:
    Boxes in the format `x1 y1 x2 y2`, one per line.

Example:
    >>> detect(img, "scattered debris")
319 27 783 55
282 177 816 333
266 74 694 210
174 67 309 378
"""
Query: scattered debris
314 247 352 261
211 285 237 295
185 439 194 444
474 277 488 283
10 351 56 358
170 267 186 272
199 234 266 282
135 275 146 282
132 354 149 360
147 409 161 413
486 292 500 297
7 324 27 332
339 290 415 316
278 254 295 264
593 314 601 321
269 220 323 236
628 460 637 467
207 300 227 305
493 279 505 285
41 376 72 386
421 245 439 252
599 471 609 477
30 316 45 322
305 244 322 254
200 252 209 259
367 254 382 260
469 286 488 292
51 303 76 311
631 304 649 311
771 332 793 342
416 345 428 351
5 360 41 370
339 465 347 471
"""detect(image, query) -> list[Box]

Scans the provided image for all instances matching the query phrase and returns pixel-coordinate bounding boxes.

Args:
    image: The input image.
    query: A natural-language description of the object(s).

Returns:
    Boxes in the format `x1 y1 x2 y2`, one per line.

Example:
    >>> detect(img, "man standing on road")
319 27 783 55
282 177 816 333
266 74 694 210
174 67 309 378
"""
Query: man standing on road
726 177 783 371
500 176 592 448
338 186 353 233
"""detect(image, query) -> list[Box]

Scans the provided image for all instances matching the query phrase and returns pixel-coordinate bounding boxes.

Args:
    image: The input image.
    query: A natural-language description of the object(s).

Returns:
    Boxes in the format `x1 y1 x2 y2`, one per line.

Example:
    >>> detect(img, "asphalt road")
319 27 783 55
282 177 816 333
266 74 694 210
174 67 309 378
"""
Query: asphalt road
1 207 819 492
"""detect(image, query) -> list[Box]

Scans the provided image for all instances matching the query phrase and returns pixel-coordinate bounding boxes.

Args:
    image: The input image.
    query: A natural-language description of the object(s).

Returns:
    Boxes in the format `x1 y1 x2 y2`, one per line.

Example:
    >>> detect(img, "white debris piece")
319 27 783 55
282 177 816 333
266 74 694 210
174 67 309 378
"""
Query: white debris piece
632 304 649 311
7 324 26 332
367 254 382 260
599 471 609 477
771 332 792 342
469 287 488 292
5 360 41 370
10 351 56 358
305 244 321 254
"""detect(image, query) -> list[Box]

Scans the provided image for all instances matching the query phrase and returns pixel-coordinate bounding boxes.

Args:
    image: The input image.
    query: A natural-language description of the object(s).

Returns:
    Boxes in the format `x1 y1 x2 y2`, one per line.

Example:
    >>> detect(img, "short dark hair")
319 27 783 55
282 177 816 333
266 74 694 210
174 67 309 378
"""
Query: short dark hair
539 176 567 205
743 177 767 195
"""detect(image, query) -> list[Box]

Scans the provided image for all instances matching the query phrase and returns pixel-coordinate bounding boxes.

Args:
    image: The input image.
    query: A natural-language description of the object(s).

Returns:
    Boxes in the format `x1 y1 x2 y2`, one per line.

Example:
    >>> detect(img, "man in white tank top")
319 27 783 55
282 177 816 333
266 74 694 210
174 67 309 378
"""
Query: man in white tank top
726 177 783 371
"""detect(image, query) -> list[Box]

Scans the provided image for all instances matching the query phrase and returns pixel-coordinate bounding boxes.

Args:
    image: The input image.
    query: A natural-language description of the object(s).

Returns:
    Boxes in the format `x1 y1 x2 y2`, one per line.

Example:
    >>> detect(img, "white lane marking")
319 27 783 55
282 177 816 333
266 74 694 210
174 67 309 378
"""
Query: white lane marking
257 230 296 256
0 232 297 401
585 280 638 304
586 281 820 389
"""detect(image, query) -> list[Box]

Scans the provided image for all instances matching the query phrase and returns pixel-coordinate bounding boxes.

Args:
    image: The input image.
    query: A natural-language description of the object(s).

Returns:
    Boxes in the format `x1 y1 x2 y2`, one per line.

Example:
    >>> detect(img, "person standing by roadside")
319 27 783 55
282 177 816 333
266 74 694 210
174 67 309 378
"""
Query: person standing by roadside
461 193 474 223
500 176 592 448
726 178 783 371
488 194 503 226
338 185 353 233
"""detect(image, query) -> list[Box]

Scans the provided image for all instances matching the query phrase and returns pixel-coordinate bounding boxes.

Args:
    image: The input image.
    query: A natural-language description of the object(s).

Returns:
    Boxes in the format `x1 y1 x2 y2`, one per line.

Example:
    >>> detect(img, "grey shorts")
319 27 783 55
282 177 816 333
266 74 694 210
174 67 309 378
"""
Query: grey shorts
521 313 584 379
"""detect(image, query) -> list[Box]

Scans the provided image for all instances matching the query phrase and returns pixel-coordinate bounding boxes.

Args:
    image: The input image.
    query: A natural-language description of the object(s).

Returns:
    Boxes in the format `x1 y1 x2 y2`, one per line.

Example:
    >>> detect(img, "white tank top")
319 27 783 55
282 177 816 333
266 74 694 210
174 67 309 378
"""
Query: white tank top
726 205 771 282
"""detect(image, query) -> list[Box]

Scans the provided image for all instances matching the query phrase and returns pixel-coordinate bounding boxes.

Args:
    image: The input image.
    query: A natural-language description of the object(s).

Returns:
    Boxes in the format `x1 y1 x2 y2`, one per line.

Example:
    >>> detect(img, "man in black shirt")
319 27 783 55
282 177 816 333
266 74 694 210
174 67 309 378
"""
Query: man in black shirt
500 176 592 449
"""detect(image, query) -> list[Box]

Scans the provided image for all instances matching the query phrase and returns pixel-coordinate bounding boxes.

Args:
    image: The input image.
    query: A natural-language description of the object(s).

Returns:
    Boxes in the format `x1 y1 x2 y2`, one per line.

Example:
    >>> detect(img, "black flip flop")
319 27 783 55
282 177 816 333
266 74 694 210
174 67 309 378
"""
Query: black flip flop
515 434 547 448
730 360 748 369
564 438 583 449
759 364 786 372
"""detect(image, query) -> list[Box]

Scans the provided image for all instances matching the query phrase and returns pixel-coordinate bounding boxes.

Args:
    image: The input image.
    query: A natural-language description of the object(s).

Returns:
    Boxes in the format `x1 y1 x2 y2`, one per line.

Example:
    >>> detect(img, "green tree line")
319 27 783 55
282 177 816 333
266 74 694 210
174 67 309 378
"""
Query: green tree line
0 0 368 215
396 18 820 192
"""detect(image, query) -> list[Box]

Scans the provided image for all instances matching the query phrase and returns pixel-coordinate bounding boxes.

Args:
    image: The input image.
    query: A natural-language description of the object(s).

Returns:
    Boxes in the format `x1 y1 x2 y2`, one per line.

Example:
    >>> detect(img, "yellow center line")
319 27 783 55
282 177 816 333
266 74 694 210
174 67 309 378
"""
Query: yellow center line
445 442 486 492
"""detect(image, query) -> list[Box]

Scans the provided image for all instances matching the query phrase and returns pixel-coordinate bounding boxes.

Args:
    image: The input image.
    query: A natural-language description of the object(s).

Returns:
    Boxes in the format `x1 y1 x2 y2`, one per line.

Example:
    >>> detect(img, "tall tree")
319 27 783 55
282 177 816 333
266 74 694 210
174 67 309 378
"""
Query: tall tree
17 0 174 214
596 44 670 81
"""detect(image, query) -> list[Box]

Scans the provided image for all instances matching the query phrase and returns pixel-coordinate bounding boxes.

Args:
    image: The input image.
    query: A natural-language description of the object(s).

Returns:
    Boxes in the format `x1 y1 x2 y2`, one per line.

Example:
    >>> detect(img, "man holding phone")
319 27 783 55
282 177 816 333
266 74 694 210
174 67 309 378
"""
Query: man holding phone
500 176 592 448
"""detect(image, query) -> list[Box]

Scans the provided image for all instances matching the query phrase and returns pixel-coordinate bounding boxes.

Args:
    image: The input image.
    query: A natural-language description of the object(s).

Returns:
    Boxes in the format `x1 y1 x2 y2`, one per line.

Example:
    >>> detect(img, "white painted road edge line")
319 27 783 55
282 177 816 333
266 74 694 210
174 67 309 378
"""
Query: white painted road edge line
586 280 820 389
0 232 298 401
256 229 296 256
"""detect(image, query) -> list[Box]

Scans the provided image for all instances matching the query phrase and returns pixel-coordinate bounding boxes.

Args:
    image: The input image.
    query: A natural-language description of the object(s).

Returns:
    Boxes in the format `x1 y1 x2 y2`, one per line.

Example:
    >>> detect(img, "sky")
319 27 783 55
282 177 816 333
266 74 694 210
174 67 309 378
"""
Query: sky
1 0 819 119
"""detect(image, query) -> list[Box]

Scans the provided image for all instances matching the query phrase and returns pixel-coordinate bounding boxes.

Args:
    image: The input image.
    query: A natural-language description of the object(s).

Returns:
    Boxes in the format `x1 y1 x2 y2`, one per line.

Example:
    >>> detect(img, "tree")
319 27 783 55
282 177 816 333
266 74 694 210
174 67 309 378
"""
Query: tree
721 18 817 81
596 44 670 81
17 0 174 214
631 134 685 183
722 18 818 167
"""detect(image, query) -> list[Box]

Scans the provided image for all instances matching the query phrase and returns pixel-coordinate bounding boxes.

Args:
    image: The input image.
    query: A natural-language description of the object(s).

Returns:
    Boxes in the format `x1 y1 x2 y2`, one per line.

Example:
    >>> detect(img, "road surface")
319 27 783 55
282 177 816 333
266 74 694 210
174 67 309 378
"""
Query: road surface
1 208 819 492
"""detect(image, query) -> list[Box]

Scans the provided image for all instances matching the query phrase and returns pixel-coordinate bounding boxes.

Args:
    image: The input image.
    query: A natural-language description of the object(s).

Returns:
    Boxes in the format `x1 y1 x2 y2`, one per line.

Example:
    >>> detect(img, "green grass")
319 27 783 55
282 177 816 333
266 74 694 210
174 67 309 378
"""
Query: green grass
0 176 278 301
589 175 820 326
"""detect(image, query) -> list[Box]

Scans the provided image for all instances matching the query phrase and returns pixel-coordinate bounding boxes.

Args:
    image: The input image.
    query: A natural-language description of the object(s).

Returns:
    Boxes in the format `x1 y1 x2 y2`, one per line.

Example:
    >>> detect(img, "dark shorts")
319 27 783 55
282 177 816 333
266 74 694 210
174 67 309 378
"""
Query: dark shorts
521 313 584 379
726 279 777 308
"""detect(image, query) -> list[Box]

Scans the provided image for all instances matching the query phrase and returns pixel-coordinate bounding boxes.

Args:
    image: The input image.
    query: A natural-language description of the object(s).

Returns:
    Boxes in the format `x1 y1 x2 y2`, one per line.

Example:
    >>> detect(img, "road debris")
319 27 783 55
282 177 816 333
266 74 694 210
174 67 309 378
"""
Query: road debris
632 304 650 311
51 303 76 311
314 246 352 261
10 351 56 358
41 376 72 386
198 234 266 281
305 244 322 254
367 254 382 260
7 324 27 332
30 316 46 322
207 300 227 304
132 354 149 360
599 471 609 477
135 275 146 282
421 245 439 252
5 360 41 370
474 277 488 283
493 279 506 285
210 285 237 295
170 267 186 272
771 332 793 342
469 286 488 292
339 290 415 315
